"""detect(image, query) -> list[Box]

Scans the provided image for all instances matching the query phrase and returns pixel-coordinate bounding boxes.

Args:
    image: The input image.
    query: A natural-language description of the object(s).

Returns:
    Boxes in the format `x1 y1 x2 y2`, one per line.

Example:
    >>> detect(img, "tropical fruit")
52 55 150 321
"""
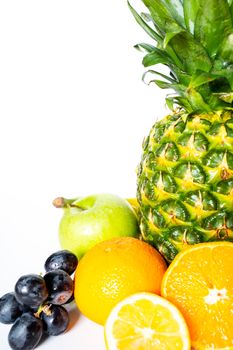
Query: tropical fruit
129 0 233 262
74 237 167 325
161 241 233 349
104 292 191 350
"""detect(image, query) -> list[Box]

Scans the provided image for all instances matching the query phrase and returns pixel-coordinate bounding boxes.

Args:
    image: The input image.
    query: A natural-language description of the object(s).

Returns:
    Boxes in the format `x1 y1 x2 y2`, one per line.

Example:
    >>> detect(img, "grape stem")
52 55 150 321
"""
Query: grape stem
34 304 52 318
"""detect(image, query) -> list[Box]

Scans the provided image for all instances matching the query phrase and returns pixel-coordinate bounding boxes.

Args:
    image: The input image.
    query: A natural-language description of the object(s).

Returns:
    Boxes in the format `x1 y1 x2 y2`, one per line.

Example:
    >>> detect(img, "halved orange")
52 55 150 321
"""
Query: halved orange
104 292 191 350
161 242 233 350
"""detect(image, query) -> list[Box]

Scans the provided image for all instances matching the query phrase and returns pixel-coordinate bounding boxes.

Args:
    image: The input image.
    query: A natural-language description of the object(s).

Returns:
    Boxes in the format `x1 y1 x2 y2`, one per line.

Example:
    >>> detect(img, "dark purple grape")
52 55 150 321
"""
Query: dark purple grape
44 270 73 305
14 274 48 308
41 304 69 335
44 250 78 275
8 312 43 350
0 293 23 324
20 304 38 314
63 293 74 304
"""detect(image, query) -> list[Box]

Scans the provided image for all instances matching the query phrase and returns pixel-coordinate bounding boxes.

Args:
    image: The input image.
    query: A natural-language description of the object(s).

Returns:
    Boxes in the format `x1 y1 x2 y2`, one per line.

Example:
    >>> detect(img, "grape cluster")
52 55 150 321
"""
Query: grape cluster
0 250 78 350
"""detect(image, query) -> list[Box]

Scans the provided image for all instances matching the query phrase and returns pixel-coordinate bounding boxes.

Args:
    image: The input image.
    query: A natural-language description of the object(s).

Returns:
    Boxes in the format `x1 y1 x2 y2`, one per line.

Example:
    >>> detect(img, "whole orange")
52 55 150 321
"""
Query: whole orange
74 237 167 325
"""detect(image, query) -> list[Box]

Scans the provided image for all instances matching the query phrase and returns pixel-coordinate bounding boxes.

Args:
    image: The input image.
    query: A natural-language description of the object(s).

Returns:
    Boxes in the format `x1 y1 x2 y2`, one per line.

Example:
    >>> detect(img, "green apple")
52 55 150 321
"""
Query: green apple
53 193 139 259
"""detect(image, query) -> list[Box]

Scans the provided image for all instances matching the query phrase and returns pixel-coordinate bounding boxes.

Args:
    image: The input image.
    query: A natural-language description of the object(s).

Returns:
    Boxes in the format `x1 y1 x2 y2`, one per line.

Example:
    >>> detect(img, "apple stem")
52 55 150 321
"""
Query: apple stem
52 197 77 208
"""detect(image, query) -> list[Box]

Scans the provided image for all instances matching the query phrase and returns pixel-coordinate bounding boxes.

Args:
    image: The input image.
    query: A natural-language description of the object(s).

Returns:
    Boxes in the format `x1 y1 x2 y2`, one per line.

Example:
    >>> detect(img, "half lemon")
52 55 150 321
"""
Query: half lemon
104 292 190 350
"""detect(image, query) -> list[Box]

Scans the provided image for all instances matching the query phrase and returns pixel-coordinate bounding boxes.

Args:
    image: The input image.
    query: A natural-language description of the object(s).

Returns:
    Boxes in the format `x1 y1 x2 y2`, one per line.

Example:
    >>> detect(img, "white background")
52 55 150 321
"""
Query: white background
0 1 167 349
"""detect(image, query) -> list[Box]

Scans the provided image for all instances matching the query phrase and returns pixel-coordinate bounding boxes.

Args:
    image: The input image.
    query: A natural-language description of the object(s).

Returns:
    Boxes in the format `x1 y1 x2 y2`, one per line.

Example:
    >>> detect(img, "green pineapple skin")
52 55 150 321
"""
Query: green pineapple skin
129 0 233 262
137 110 233 263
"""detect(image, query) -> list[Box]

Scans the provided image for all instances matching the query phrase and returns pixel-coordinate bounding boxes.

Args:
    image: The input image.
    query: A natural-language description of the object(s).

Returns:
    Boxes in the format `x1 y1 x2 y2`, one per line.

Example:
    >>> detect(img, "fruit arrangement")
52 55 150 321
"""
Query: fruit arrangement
0 250 78 350
3 0 233 349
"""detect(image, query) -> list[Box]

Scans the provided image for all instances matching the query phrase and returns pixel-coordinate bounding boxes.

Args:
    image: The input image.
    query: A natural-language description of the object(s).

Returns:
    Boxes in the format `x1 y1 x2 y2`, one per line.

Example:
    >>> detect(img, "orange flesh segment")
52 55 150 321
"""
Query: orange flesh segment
162 242 233 349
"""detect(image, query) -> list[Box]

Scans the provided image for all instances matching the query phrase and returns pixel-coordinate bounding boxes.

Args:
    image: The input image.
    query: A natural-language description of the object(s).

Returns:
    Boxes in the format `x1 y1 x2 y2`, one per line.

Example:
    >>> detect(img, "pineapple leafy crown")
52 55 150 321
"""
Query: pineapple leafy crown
129 0 233 113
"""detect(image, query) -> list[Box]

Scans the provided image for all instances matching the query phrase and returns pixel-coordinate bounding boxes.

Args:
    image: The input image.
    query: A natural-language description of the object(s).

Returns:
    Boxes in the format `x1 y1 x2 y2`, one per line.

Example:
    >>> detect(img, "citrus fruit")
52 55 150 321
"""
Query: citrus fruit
161 242 233 350
104 292 191 350
74 237 167 325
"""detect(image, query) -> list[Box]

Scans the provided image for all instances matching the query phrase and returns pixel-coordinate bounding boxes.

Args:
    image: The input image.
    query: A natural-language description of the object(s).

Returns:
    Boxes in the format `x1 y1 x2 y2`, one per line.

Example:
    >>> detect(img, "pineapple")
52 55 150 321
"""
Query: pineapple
129 0 233 262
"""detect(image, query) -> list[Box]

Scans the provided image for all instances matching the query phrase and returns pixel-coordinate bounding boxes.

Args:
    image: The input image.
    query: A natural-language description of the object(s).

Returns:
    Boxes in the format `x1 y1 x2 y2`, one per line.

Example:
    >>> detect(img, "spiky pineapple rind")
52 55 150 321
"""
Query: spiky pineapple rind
137 110 233 262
